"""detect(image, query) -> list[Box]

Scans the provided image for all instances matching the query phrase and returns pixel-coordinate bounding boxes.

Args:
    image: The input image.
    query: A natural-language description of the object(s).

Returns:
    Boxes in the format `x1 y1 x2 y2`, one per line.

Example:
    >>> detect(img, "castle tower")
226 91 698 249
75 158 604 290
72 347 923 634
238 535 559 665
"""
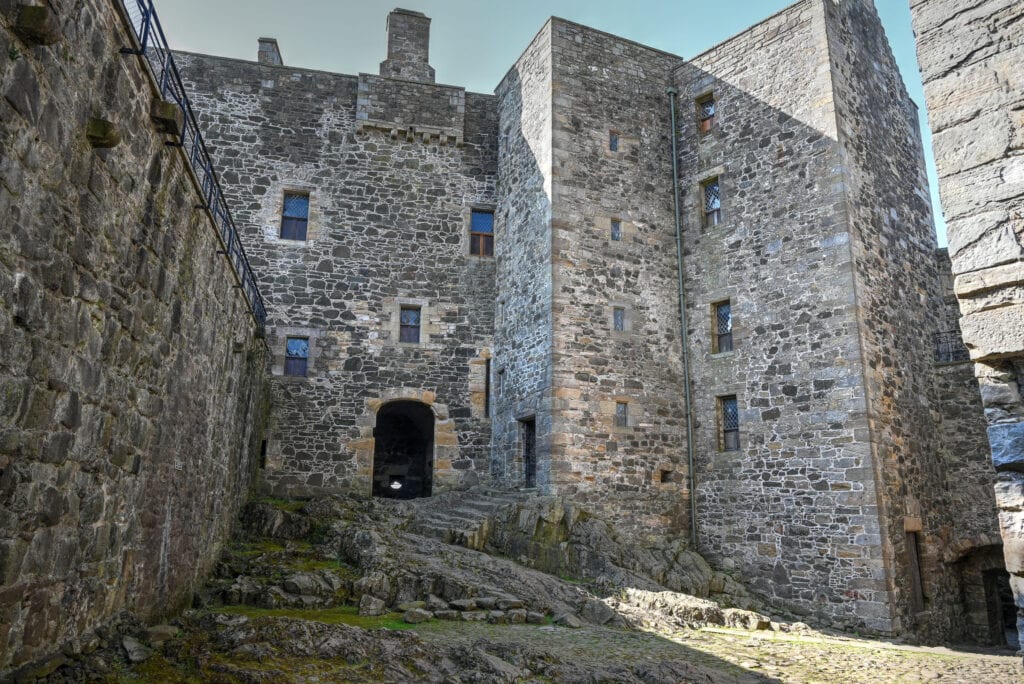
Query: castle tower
379 8 435 83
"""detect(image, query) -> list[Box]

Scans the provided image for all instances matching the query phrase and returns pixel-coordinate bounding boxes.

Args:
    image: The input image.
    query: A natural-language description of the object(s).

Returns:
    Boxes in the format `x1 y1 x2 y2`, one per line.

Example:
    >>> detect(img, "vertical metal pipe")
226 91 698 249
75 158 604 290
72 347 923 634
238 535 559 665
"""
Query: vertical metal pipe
667 87 699 551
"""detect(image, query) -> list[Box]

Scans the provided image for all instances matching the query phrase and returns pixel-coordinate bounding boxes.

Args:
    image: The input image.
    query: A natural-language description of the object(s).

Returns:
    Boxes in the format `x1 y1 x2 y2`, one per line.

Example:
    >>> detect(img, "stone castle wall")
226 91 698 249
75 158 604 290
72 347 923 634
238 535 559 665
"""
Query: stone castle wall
910 0 1024 646
177 48 498 497
0 0 268 672
544 22 690 538
675 0 893 632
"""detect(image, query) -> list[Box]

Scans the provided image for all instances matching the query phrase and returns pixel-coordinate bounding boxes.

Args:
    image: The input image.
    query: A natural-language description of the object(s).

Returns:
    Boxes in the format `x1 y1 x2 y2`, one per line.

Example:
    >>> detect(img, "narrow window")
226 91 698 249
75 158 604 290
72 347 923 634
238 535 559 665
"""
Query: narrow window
608 131 619 152
520 417 536 488
399 306 421 343
284 336 309 376
497 368 505 397
718 395 739 451
697 94 716 134
280 192 309 240
906 531 926 612
470 209 494 256
613 306 625 332
484 358 492 418
610 218 622 242
702 177 721 227
615 401 628 428
713 300 733 353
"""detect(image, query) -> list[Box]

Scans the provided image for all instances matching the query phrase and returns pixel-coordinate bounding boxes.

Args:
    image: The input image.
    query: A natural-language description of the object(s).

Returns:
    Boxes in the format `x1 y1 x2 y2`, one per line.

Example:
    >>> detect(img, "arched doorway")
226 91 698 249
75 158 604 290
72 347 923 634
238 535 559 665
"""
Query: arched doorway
372 400 434 499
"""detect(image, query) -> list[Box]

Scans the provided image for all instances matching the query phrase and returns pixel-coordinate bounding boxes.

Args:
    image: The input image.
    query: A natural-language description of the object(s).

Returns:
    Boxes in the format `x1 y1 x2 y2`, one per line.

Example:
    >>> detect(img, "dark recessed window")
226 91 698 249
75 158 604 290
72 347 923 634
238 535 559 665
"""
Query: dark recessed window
497 368 505 397
713 300 733 353
609 131 619 152
697 94 716 134
610 218 622 242
399 306 421 343
613 306 625 332
284 337 309 376
280 193 309 240
470 209 494 256
703 178 721 227
719 395 739 451
615 401 628 428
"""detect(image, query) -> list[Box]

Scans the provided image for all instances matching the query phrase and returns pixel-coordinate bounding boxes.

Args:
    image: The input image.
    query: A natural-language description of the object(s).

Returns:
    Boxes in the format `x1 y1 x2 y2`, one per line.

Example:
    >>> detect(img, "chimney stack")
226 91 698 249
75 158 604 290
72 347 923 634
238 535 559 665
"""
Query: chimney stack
257 37 283 66
379 9 435 83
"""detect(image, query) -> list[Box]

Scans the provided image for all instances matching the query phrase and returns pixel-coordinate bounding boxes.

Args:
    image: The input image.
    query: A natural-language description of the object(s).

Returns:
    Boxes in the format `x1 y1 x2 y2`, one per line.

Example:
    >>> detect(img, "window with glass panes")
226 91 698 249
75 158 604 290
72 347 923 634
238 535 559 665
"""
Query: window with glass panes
697 94 716 133
284 337 309 376
719 395 739 451
615 401 628 428
703 178 721 227
613 306 625 332
470 210 494 256
280 193 309 240
713 300 733 353
399 306 421 343
610 218 622 241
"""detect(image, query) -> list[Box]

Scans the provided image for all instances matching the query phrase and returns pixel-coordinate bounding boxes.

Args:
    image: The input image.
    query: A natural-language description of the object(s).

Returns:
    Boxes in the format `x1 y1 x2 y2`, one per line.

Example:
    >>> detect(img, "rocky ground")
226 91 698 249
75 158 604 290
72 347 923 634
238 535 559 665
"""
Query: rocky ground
21 492 1023 683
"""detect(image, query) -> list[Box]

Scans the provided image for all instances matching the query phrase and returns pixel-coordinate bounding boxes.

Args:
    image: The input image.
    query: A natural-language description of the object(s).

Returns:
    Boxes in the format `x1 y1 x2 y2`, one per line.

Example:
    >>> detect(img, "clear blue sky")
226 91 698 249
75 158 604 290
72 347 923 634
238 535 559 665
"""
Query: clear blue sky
156 0 946 246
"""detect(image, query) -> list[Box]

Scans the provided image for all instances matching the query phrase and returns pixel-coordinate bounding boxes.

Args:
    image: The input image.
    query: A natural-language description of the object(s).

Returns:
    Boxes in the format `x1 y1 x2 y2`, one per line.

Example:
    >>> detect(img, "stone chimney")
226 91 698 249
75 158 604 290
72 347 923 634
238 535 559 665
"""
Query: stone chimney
379 9 435 83
257 37 283 66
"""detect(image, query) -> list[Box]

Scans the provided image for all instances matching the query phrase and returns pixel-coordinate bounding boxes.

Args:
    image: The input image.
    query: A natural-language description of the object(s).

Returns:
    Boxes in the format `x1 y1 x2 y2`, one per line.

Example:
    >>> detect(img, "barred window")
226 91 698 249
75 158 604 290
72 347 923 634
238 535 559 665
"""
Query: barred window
703 178 721 227
281 193 309 240
713 300 733 353
615 401 628 428
399 306 421 344
697 94 716 134
284 337 309 377
610 218 622 242
470 209 494 257
934 330 969 364
718 395 739 452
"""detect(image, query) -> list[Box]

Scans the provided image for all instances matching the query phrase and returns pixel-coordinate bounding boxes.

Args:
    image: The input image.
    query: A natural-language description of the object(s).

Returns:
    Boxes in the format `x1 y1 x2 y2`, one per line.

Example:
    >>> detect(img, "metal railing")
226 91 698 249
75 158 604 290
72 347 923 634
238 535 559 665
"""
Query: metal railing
117 0 267 333
934 330 971 364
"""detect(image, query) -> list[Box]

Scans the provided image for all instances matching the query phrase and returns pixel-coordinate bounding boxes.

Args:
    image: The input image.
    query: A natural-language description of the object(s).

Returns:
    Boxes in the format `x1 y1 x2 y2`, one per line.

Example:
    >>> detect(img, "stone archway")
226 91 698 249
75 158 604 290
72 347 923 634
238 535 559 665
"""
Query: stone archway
348 389 459 497
372 400 434 499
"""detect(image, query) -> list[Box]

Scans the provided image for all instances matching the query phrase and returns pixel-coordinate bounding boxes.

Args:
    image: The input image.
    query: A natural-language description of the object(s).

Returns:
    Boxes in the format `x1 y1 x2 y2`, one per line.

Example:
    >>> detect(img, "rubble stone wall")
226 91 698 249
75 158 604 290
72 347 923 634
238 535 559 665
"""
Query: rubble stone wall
0 0 268 672
910 0 1024 646
176 48 498 498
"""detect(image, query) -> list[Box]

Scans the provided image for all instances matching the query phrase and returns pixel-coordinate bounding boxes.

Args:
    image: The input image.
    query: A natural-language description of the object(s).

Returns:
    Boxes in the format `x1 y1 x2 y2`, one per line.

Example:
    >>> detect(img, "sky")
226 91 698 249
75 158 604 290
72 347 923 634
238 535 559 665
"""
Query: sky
154 0 947 246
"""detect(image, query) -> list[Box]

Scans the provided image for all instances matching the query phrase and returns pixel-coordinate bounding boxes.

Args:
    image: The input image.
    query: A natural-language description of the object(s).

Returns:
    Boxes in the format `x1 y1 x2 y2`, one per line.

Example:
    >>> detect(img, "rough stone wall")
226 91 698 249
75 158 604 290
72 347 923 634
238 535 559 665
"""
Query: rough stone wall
492 22 554 486
177 49 498 498
0 0 268 672
910 0 1024 646
675 0 894 632
544 22 690 539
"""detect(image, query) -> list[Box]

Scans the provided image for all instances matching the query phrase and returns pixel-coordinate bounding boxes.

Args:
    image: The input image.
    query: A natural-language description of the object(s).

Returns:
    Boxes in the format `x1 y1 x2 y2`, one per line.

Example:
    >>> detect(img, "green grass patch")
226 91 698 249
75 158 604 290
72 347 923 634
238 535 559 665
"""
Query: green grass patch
256 497 307 513
211 605 416 630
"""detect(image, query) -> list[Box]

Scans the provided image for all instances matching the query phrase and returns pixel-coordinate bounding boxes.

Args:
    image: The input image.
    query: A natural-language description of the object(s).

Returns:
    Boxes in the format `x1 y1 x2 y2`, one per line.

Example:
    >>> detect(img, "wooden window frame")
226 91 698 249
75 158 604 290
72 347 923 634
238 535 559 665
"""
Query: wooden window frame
470 209 494 257
712 300 733 354
702 177 721 228
697 93 716 135
717 394 740 452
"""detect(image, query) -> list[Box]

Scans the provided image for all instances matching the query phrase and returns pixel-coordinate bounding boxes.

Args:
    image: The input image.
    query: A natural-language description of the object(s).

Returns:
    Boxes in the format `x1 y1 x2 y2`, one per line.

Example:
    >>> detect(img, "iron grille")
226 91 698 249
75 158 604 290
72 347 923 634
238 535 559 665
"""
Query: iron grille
615 402 628 427
283 194 309 219
934 330 970 364
721 397 739 431
700 99 716 120
716 302 732 336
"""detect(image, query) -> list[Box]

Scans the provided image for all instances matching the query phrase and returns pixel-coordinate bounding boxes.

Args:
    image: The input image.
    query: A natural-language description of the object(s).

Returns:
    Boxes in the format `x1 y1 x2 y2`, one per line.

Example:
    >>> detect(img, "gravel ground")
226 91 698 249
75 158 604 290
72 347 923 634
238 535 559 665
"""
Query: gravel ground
416 621 1023 683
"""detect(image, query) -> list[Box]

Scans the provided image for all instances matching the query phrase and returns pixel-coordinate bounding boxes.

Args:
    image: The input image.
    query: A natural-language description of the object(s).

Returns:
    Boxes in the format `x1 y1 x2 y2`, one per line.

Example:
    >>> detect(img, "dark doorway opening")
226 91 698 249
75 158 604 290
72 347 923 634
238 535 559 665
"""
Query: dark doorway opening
520 417 536 488
372 401 434 499
983 568 1018 648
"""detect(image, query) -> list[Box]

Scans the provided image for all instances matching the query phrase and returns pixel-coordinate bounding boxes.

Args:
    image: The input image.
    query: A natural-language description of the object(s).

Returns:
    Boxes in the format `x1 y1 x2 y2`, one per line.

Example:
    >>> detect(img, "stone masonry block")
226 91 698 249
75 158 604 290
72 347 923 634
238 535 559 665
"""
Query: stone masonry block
14 5 62 46
994 473 1024 511
988 421 1024 472
960 303 1024 360
149 99 184 136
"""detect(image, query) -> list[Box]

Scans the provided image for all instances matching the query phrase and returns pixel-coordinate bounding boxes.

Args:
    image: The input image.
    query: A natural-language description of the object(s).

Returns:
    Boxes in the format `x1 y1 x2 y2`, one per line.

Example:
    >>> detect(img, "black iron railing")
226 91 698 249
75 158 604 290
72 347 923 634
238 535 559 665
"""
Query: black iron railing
934 330 971 364
117 0 267 333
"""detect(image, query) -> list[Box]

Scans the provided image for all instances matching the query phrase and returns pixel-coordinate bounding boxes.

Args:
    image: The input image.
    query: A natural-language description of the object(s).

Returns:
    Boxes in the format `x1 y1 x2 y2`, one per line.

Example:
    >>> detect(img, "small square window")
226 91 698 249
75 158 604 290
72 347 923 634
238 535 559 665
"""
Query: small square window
613 306 625 332
470 209 494 257
615 401 628 428
702 178 721 227
284 337 309 376
697 94 716 134
281 193 309 240
718 395 739 452
610 218 622 242
713 300 733 353
609 131 619 152
399 306 421 344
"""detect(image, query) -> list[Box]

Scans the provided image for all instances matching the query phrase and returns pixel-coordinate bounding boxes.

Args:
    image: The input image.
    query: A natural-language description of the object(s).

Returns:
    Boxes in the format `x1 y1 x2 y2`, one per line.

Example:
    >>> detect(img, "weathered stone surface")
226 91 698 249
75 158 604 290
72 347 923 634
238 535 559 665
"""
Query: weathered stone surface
554 613 582 628
989 423 1024 473
120 637 152 664
358 594 386 617
960 305 1024 360
149 99 184 136
402 608 432 624
13 5 62 46
84 117 121 148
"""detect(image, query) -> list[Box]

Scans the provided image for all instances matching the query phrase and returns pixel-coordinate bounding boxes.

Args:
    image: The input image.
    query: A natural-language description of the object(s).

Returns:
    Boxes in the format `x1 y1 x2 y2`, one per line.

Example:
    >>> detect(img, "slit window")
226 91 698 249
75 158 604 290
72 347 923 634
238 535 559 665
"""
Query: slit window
906 531 926 613
610 218 622 242
280 193 309 240
608 131 619 152
399 306 421 344
615 401 628 428
470 209 494 257
713 300 733 353
697 94 716 134
718 395 739 452
484 358 492 418
613 306 625 332
284 337 309 377
702 178 721 227
497 368 505 397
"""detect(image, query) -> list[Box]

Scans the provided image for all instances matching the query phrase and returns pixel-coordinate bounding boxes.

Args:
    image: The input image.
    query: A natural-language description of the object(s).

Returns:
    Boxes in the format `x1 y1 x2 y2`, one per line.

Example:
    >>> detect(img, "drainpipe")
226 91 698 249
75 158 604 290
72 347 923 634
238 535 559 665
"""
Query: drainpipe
667 87 698 551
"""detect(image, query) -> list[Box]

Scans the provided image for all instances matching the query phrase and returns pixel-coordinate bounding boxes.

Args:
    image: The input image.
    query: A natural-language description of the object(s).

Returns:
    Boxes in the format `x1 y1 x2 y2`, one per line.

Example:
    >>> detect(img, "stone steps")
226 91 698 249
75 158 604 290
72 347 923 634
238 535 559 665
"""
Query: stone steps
405 488 530 551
